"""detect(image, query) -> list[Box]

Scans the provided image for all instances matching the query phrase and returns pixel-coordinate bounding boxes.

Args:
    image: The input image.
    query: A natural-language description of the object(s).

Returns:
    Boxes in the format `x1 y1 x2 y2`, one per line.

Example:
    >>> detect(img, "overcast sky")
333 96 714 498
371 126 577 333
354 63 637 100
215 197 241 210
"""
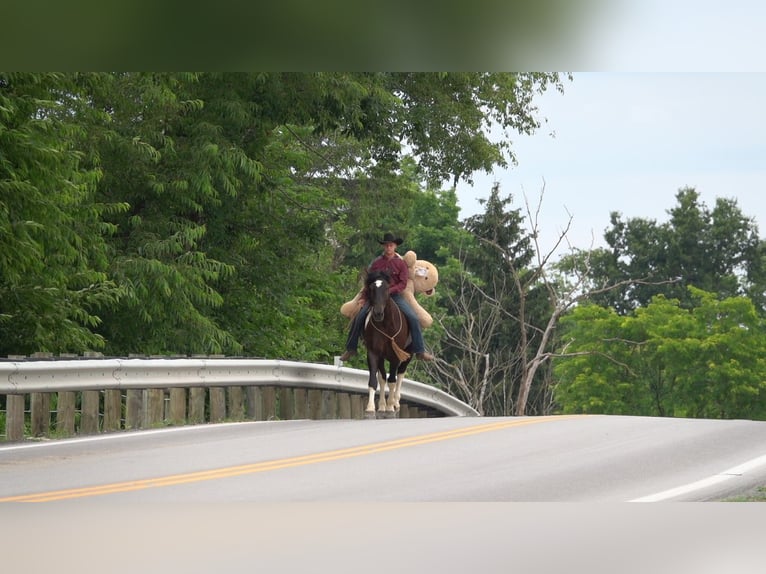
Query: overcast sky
456 3 766 254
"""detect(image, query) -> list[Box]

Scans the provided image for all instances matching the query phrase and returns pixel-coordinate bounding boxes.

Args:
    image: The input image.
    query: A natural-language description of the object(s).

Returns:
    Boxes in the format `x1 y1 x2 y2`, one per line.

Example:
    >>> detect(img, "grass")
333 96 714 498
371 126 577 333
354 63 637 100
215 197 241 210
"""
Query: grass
723 485 766 502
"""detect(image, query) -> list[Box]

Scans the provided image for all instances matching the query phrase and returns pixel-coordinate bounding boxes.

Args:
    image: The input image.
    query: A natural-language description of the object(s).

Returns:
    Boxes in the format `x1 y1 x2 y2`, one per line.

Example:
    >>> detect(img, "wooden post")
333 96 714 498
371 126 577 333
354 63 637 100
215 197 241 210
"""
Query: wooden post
350 394 364 420
293 388 308 419
80 390 101 434
337 392 351 419
30 392 51 437
209 387 226 423
188 387 206 424
144 389 164 427
227 386 244 421
307 389 322 420
5 395 25 441
261 387 277 420
279 388 294 420
246 386 263 420
125 389 143 429
320 390 336 419
168 388 186 425
103 389 122 431
56 391 76 437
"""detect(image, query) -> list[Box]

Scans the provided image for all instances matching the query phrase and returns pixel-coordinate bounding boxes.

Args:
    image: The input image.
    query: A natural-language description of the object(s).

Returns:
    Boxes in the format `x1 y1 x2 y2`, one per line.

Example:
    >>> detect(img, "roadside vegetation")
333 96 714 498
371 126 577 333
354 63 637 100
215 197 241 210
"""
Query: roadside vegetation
2 72 765 419
723 486 766 502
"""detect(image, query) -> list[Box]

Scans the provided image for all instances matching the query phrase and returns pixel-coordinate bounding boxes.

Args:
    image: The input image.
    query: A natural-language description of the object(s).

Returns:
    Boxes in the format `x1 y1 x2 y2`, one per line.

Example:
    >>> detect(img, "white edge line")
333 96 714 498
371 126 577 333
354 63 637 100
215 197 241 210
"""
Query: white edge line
630 453 766 502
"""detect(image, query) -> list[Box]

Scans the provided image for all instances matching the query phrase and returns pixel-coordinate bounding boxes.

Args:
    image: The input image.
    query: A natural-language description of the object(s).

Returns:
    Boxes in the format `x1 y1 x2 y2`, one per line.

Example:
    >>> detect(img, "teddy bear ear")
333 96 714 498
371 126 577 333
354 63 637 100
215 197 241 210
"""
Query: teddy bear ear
403 250 417 266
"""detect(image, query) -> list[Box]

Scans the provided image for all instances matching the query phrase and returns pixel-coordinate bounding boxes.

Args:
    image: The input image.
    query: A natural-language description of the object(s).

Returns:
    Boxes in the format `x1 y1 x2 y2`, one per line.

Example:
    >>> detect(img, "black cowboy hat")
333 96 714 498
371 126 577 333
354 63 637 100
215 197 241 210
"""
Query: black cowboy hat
378 232 403 245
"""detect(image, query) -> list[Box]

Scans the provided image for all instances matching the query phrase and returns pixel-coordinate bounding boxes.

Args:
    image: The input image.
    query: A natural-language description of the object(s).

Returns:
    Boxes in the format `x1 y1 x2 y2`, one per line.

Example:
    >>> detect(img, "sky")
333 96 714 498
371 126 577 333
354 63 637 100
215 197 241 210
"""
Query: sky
455 2 766 254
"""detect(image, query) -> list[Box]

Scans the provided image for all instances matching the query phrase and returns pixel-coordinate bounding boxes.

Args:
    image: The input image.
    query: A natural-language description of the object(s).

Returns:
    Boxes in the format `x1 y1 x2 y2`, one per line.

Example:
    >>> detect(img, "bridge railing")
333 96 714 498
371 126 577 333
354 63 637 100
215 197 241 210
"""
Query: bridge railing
0 358 478 441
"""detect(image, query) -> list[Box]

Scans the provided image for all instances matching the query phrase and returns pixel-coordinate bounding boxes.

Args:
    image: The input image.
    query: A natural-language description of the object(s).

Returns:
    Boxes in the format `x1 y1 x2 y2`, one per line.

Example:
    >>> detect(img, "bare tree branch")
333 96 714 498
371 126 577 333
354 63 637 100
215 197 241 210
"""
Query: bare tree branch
433 182 681 416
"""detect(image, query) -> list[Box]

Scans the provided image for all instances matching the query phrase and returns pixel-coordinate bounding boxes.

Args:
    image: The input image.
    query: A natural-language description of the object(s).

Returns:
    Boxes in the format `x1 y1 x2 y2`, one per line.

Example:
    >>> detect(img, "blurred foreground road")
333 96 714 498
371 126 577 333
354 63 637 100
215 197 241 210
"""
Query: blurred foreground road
4 415 766 574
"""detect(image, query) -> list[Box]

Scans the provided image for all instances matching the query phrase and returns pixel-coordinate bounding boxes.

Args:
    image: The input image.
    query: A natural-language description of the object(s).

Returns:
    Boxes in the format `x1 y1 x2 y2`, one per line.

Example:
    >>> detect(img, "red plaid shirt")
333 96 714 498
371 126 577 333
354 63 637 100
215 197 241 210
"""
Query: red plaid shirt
368 254 408 295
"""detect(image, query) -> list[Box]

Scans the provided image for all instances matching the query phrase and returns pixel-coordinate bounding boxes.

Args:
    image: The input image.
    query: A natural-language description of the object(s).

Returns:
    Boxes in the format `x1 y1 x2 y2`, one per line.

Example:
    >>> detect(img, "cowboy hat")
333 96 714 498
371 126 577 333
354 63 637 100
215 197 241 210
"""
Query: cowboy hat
378 232 403 245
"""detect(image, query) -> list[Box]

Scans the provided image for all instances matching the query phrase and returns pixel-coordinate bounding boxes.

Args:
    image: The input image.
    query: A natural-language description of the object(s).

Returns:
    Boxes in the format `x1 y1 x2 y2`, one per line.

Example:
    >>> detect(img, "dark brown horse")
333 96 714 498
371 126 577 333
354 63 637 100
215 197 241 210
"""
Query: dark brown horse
362 270 412 418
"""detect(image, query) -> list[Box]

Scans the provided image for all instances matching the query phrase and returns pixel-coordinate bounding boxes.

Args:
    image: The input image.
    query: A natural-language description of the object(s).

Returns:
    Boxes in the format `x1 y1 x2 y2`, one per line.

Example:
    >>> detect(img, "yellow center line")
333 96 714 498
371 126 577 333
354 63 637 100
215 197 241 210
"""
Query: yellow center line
0 416 577 503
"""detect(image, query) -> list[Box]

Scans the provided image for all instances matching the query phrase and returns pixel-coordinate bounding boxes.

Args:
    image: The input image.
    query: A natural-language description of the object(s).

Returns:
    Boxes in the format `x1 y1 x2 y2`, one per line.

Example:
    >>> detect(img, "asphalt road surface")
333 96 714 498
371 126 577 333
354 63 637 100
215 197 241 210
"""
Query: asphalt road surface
2 414 766 503
4 415 766 574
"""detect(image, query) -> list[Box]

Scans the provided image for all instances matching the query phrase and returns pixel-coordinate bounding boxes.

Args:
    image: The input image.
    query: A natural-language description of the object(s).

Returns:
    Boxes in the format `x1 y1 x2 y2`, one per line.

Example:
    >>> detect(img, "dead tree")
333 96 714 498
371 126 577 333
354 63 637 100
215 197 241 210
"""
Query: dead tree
432 181 675 416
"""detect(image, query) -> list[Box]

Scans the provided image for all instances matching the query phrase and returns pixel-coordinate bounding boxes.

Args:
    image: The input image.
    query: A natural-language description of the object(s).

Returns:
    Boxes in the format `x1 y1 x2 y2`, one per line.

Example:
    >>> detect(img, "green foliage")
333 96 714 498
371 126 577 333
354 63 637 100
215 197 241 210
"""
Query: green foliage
389 73 568 186
0 72 564 365
581 187 764 314
554 288 766 420
0 73 124 354
554 188 766 421
8 71 766 425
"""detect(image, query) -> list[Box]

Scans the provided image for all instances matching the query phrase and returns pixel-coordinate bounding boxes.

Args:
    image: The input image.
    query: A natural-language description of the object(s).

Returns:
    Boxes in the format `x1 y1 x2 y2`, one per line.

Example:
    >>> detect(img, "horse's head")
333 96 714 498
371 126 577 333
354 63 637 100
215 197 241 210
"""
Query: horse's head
365 270 390 322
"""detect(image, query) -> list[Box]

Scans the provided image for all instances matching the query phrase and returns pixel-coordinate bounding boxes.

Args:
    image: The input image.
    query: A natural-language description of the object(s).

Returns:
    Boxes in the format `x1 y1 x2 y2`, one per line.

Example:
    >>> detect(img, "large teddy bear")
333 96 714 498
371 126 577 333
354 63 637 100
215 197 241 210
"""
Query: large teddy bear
340 250 438 328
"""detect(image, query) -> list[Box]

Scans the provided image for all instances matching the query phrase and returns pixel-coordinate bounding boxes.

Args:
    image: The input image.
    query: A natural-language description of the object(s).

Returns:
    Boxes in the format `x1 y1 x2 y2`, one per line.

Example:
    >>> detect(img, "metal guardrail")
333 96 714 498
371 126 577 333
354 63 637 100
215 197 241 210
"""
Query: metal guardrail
0 358 479 417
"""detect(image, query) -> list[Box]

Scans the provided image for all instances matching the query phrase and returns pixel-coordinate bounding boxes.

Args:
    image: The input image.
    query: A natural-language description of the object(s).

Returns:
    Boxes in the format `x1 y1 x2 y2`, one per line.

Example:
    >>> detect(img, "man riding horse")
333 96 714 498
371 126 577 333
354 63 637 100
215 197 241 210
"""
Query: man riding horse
339 232 435 362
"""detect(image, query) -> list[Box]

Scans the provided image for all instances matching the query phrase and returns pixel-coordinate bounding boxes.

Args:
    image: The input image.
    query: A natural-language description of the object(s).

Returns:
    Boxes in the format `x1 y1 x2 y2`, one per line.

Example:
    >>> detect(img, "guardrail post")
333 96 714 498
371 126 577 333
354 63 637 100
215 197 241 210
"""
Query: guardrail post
81 390 101 434
293 388 308 419
188 388 206 424
350 394 364 419
56 391 76 437
246 386 262 420
30 392 50 437
126 389 142 429
279 388 294 420
145 389 164 427
261 387 277 420
209 387 226 422
227 387 244 421
104 390 122 431
5 395 25 441
307 389 321 419
337 392 351 419
321 390 336 419
168 388 186 425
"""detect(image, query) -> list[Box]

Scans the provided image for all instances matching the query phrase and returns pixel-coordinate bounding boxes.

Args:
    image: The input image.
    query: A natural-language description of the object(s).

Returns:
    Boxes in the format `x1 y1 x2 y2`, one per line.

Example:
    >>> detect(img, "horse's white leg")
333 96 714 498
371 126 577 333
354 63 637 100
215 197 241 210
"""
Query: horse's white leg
377 372 388 412
366 386 376 413
391 373 404 411
384 375 397 413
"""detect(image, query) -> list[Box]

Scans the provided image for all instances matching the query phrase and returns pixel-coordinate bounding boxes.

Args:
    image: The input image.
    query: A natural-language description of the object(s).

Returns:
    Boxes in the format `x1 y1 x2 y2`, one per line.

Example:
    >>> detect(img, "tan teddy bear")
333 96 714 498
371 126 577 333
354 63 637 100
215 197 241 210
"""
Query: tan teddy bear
340 250 438 328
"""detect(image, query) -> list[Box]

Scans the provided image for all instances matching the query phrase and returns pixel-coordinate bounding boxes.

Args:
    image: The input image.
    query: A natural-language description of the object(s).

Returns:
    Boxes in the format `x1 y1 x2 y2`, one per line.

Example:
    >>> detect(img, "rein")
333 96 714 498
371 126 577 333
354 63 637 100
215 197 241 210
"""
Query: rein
370 299 404 341
368 283 411 361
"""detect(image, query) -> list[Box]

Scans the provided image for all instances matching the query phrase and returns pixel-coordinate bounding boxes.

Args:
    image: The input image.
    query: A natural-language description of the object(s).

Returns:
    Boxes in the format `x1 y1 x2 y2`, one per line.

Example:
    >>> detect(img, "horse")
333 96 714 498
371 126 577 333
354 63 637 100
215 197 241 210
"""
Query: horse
362 270 412 418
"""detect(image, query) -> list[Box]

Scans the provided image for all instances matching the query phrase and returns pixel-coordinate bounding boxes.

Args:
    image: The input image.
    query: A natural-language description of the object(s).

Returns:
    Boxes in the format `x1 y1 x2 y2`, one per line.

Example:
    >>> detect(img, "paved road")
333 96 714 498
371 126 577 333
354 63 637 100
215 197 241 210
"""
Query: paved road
2 414 766 503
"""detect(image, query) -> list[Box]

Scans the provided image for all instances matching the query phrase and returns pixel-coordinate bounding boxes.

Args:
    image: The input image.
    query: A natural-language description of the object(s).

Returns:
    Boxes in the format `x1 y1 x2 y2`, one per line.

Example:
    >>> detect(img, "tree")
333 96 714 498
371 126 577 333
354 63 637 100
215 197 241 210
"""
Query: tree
585 187 764 314
1 72 566 361
426 179 685 416
426 183 556 415
81 72 241 355
549 305 643 415
427 243 513 415
554 287 766 420
0 72 124 355
389 73 569 187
